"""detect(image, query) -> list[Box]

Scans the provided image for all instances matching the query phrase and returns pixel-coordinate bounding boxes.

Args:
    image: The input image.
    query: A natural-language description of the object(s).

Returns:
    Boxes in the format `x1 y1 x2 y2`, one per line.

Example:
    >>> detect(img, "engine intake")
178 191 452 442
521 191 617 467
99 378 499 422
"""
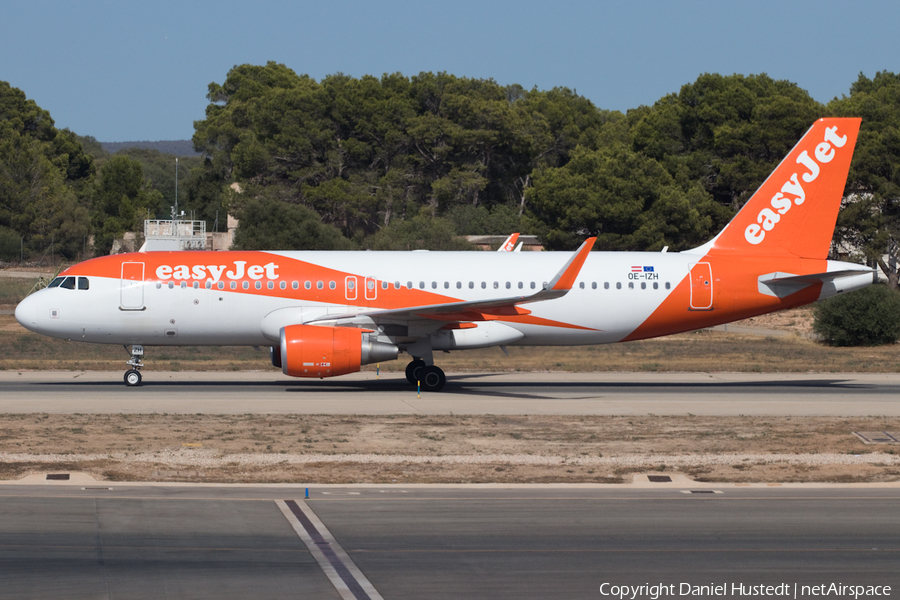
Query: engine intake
279 324 398 378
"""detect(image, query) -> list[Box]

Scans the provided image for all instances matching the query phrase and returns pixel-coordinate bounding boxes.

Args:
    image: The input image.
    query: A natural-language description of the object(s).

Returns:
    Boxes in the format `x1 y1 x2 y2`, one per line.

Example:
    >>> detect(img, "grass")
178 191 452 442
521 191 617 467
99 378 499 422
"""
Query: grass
1 313 900 372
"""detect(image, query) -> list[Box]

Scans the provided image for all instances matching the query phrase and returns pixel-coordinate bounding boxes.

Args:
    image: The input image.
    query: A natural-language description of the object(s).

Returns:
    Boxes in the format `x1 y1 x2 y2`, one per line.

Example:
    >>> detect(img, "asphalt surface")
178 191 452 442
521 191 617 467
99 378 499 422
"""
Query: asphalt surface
0 482 896 599
2 370 900 415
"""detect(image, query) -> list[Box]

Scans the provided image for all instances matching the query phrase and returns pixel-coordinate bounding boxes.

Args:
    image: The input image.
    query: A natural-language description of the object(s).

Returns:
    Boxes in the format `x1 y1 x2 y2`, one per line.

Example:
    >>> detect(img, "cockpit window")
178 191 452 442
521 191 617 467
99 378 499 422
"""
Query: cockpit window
59 277 76 290
77 277 89 290
47 277 63 288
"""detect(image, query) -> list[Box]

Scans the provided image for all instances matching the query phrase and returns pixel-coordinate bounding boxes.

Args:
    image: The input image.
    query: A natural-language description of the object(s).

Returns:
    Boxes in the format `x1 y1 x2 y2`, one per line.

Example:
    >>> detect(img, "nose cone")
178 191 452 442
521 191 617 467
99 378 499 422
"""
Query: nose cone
15 295 38 333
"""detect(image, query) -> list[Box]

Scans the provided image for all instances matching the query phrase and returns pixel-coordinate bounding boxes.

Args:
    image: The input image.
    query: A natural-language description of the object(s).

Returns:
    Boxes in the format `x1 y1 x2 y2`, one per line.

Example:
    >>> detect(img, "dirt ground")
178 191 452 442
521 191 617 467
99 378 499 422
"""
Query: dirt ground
1 414 897 485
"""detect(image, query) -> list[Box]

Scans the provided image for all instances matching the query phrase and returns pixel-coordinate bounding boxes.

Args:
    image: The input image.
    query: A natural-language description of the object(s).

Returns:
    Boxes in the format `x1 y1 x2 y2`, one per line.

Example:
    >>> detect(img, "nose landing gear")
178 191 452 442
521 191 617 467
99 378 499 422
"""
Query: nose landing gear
124 344 144 387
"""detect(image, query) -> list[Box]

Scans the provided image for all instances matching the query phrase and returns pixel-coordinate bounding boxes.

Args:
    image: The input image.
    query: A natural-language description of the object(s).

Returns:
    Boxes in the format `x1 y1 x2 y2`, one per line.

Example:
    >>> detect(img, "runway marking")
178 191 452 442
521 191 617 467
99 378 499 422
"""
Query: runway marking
278 499 383 600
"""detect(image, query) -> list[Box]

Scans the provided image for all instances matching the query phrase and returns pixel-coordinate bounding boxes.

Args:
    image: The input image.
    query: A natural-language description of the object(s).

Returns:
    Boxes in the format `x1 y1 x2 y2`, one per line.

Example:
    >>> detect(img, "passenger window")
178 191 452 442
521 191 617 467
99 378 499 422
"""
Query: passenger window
181 282 187 289
431 282 437 289
280 281 287 290
444 282 449 289
60 277 76 290
579 282 584 289
382 281 388 290
316 281 323 290
628 282 634 289
481 282 486 289
269 281 275 289
518 282 523 289
168 282 175 289
506 282 511 289
653 282 658 290
493 282 499 289
193 281 199 289
407 281 413 289
419 282 425 289
641 282 646 290
47 277 63 288
305 281 312 290
217 282 224 290
665 282 671 290
292 281 299 290
254 281 261 290
457 282 462 289
243 281 250 290
347 280 355 290
394 281 400 289
530 282 536 289
469 282 474 289
78 277 89 290
616 282 622 290
604 282 609 290
229 281 236 290
592 282 597 290
205 281 212 289
329 281 336 290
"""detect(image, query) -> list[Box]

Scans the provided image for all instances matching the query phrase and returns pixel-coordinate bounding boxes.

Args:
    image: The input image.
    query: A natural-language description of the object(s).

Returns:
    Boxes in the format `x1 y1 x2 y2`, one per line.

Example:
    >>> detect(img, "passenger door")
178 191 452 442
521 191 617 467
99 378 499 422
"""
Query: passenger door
120 262 145 310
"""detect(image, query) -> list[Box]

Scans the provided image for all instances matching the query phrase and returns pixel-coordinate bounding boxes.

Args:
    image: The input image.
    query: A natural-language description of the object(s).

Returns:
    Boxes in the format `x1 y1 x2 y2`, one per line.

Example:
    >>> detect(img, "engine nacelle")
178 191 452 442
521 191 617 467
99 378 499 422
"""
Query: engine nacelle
279 324 398 378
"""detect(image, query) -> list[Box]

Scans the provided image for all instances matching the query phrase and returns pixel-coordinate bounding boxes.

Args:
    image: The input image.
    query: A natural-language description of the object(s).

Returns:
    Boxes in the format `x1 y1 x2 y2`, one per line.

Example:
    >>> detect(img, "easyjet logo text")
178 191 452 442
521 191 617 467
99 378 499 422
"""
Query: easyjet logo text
155 261 279 282
744 125 847 245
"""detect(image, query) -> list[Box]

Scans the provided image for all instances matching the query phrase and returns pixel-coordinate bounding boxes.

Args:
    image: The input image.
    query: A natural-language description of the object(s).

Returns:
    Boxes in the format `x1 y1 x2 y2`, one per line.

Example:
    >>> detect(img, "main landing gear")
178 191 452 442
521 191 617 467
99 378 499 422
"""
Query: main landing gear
124 344 144 387
405 358 446 392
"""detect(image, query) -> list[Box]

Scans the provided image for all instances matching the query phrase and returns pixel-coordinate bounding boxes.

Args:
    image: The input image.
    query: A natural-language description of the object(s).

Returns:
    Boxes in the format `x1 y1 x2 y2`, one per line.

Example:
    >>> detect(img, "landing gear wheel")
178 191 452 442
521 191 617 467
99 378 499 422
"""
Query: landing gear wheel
405 359 426 385
124 369 142 387
420 365 446 392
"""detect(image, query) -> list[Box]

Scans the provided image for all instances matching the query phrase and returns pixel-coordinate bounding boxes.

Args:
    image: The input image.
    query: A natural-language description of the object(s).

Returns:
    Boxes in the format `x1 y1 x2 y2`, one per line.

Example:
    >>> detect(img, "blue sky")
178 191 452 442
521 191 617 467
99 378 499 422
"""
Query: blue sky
1 1 897 142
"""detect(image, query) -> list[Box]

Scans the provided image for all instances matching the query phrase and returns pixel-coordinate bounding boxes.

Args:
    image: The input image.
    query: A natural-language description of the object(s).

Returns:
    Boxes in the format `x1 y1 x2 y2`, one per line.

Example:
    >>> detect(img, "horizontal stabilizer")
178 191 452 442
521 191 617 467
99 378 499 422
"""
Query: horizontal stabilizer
758 268 875 298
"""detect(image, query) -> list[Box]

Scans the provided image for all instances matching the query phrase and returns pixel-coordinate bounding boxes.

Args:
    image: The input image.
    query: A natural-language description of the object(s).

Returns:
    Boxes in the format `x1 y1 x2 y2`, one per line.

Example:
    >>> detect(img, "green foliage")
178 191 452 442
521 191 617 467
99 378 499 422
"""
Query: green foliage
90 155 163 254
0 225 20 261
525 144 725 250
365 211 475 251
117 148 202 211
629 73 823 211
231 187 354 251
829 71 900 286
814 284 900 346
0 81 93 259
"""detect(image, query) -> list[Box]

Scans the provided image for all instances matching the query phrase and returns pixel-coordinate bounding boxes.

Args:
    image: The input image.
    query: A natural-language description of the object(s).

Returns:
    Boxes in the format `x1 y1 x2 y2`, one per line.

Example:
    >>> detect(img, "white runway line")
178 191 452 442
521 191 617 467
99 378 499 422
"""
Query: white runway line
277 499 384 600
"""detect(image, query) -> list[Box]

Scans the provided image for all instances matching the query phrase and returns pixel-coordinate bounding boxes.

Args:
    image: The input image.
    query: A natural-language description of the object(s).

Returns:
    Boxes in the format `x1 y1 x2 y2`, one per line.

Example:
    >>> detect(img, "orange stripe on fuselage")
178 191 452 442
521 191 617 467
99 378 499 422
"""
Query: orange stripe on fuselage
61 251 596 330
623 254 824 342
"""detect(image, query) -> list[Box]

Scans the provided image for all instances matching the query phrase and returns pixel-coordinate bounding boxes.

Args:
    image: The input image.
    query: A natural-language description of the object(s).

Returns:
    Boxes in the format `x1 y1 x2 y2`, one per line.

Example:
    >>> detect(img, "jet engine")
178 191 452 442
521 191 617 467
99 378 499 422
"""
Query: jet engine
278 324 398 378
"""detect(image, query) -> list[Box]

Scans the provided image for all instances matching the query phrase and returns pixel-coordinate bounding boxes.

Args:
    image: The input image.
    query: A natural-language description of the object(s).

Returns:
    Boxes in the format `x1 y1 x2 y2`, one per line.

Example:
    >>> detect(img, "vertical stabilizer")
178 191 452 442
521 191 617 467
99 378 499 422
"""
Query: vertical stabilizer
703 118 860 259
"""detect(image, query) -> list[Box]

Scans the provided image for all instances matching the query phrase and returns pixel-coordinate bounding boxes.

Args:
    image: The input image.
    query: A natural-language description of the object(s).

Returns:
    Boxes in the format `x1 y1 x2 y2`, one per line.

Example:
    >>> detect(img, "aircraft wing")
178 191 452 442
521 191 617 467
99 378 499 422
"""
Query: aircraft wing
306 237 596 326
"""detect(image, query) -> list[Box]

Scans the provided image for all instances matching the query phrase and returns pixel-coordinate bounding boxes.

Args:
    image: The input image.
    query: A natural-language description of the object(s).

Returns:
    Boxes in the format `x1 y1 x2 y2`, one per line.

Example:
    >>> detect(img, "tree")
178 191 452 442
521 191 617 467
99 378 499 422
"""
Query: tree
90 156 163 254
829 72 900 288
0 81 94 258
813 285 900 346
525 144 724 250
365 210 475 251
230 186 354 251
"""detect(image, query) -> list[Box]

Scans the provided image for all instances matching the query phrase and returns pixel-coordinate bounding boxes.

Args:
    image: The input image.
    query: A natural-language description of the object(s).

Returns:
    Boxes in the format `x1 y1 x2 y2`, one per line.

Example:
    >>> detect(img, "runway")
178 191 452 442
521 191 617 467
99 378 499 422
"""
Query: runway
1 370 900 415
0 481 896 599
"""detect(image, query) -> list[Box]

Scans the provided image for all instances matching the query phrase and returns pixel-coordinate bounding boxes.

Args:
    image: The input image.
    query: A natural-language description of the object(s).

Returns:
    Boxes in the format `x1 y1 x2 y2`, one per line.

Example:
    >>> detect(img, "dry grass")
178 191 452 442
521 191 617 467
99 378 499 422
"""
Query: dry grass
2 312 899 373
0 414 897 484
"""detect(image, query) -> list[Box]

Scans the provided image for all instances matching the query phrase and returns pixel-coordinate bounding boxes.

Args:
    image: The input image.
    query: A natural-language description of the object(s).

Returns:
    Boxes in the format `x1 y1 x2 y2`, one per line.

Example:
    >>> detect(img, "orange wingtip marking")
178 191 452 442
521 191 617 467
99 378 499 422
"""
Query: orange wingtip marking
552 237 596 290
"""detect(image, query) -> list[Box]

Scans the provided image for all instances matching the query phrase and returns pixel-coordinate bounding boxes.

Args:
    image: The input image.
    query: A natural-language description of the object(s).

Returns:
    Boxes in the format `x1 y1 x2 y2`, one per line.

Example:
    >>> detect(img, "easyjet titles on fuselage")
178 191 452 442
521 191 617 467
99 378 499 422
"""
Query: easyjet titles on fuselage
155 260 280 283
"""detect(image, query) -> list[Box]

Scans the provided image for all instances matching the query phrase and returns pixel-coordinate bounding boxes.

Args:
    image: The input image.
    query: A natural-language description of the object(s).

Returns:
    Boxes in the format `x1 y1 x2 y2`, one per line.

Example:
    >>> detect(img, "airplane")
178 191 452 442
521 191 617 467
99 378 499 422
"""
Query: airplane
15 118 874 390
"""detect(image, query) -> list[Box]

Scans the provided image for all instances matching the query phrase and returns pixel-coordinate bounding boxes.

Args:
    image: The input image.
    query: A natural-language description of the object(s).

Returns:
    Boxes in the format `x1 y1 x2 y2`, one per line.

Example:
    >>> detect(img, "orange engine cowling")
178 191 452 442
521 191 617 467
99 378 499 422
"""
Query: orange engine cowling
279 324 398 378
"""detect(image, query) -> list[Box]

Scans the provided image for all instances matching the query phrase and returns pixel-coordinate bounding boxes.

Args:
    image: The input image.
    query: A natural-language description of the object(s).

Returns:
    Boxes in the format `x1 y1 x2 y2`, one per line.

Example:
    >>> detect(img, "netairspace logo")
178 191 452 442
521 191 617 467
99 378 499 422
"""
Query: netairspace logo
599 582 891 600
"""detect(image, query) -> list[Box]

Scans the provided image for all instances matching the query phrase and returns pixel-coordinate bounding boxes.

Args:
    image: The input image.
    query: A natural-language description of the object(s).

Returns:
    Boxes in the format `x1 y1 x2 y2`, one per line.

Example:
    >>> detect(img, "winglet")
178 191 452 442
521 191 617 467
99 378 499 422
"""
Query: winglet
546 237 596 291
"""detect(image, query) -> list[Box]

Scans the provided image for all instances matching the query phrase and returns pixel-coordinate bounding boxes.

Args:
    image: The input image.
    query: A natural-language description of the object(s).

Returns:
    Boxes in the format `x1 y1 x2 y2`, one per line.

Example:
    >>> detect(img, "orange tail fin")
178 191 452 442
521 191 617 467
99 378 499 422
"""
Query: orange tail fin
702 118 860 260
